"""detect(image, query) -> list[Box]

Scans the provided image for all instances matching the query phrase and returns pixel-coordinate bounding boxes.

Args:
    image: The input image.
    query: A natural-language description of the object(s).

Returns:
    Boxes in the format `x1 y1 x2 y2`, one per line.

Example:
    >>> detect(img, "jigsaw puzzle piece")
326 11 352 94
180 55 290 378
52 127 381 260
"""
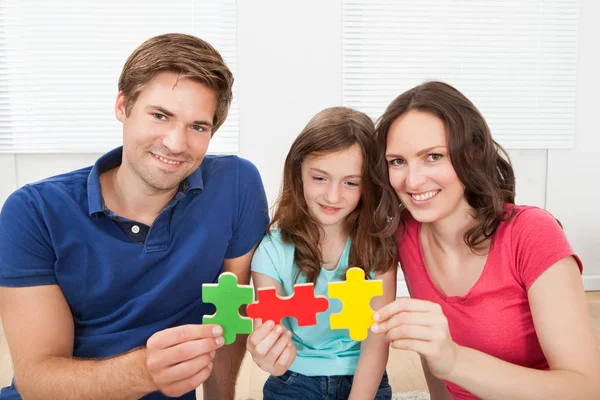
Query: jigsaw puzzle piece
202 272 254 344
246 288 286 324
328 267 383 341
291 284 329 326
246 283 329 326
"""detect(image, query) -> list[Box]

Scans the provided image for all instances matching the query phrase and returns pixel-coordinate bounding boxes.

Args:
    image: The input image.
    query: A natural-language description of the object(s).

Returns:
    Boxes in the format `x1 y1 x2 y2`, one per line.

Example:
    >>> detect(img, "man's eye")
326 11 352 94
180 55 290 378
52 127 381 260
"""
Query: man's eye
153 113 167 121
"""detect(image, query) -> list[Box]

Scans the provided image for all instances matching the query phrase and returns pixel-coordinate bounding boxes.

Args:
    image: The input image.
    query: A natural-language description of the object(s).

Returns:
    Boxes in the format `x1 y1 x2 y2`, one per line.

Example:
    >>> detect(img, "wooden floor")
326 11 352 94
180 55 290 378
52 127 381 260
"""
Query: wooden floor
1 292 599 399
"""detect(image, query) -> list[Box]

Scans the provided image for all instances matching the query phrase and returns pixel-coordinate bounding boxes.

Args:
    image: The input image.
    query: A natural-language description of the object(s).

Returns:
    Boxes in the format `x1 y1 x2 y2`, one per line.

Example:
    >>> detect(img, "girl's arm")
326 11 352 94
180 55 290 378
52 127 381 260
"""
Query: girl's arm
349 267 397 400
373 257 600 400
246 272 297 376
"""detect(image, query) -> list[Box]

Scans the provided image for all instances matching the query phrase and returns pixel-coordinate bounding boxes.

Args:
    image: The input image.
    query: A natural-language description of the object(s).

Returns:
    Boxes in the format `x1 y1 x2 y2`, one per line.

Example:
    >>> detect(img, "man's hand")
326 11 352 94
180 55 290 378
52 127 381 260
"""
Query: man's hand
146 324 225 397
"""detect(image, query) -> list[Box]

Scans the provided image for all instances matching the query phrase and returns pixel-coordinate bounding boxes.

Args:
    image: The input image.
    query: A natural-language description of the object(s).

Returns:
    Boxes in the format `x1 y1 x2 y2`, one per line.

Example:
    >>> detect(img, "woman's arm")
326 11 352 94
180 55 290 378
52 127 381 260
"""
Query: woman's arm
421 357 452 400
443 256 600 399
349 267 397 400
373 256 600 400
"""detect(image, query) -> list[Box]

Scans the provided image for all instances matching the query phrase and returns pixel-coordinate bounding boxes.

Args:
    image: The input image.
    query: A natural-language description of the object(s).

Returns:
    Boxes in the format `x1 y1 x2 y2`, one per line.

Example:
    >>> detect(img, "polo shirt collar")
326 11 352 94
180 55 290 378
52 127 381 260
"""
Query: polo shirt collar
87 147 205 216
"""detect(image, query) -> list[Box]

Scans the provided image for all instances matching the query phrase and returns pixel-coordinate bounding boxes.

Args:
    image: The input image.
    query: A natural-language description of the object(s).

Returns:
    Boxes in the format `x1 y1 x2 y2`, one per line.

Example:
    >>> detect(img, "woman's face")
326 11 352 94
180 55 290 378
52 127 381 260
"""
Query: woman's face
385 110 467 224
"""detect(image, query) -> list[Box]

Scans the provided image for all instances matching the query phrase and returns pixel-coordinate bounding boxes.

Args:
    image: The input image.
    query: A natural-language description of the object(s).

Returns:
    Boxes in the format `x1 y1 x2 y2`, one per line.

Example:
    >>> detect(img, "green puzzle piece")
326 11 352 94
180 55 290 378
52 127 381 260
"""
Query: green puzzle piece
202 272 253 344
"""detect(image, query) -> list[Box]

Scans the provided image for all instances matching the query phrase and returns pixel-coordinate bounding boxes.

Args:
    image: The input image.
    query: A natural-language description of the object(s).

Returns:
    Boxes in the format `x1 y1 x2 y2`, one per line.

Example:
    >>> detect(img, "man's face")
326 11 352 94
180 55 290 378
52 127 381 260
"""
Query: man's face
115 71 217 192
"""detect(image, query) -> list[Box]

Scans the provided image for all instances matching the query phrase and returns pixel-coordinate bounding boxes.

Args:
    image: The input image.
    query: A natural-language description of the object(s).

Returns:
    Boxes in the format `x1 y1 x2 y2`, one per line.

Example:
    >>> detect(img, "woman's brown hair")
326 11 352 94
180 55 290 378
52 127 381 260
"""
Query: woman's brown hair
271 107 397 283
374 81 516 250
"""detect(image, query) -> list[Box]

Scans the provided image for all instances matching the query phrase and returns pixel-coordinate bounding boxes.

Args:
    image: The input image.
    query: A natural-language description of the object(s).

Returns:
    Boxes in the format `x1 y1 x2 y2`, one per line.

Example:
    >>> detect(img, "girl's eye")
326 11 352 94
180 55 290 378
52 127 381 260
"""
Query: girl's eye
426 153 443 162
345 181 360 188
152 113 167 121
312 176 326 182
389 158 405 166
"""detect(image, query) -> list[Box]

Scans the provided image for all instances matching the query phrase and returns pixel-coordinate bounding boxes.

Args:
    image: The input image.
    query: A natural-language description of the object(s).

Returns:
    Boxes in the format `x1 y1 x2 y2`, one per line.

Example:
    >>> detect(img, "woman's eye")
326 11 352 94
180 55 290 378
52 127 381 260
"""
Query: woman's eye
426 153 443 162
389 159 405 166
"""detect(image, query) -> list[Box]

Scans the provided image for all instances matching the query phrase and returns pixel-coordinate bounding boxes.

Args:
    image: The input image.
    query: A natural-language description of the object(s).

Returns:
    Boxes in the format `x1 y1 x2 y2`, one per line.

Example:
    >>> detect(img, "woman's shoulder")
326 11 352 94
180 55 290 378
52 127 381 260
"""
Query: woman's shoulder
500 204 563 232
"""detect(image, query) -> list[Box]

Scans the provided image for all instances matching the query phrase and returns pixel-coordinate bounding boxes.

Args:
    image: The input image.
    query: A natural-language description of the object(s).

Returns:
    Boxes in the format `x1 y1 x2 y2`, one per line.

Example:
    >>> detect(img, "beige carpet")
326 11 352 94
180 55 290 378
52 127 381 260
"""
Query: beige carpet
392 391 430 400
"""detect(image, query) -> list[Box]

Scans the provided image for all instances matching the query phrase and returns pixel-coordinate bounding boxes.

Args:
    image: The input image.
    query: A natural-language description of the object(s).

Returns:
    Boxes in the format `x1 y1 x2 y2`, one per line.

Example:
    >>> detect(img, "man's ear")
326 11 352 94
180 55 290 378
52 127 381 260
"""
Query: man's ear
115 91 127 122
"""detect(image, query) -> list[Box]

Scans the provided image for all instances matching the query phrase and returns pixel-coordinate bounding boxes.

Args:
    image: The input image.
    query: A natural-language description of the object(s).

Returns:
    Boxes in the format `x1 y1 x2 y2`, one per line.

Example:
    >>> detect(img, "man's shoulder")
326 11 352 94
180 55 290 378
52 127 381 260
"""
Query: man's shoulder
0 167 93 236
202 155 258 176
200 155 263 193
27 166 92 192
7 166 92 206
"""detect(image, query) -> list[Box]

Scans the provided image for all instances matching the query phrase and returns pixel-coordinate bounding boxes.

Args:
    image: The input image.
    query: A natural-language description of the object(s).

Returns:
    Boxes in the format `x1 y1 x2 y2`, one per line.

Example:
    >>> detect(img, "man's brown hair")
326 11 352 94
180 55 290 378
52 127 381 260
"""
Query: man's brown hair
118 33 233 133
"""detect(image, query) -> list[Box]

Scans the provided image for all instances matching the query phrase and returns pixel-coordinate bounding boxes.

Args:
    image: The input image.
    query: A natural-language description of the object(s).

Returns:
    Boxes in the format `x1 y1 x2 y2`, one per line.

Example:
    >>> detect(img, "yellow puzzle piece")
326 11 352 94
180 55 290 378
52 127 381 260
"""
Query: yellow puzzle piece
328 267 383 341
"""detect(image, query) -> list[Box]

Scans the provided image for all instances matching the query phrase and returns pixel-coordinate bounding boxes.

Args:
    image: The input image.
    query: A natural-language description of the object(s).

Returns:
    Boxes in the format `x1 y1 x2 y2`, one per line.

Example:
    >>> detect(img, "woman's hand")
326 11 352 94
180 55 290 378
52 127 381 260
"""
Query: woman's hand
372 298 459 379
247 320 297 376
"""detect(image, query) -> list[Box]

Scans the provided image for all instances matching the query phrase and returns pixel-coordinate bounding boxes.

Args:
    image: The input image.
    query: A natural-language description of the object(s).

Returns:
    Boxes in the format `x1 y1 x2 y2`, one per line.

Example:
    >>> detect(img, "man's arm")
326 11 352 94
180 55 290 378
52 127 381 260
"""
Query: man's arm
1 284 224 400
203 245 257 400
0 284 155 400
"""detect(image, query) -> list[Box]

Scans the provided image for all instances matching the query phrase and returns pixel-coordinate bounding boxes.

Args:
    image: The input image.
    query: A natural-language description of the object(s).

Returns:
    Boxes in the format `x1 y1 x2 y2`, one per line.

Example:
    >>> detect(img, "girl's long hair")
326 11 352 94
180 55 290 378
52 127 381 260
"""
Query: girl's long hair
271 107 397 283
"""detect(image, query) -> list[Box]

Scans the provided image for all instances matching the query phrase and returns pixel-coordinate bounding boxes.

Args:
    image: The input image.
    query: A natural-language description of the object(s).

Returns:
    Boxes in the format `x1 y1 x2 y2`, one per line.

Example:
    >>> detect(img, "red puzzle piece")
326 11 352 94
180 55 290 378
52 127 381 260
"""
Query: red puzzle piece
246 283 329 326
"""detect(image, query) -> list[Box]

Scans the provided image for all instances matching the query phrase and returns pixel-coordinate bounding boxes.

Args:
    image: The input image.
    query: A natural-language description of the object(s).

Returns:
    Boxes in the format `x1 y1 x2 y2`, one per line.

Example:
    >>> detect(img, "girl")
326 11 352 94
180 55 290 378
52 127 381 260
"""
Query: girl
247 107 397 400
371 81 600 399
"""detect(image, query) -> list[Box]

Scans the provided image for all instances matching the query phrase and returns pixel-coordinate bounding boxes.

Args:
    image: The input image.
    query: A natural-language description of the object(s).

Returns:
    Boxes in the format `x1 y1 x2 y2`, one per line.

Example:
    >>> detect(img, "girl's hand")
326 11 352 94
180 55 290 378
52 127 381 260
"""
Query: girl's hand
372 298 459 379
247 320 297 376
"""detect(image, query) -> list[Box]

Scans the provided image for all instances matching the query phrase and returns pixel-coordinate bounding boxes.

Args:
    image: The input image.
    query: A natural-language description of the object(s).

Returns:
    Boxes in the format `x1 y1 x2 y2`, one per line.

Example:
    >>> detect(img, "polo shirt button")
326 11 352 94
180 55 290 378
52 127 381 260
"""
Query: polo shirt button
131 225 140 234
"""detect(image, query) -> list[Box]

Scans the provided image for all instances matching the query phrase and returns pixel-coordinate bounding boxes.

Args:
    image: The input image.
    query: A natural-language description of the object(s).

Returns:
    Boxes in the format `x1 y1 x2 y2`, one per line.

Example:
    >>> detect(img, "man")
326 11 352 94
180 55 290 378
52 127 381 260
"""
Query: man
0 33 269 399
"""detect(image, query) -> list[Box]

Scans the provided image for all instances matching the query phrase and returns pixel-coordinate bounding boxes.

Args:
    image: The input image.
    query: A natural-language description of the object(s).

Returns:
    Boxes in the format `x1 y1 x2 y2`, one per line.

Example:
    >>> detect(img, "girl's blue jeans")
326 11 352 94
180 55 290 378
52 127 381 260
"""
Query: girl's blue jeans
263 370 392 400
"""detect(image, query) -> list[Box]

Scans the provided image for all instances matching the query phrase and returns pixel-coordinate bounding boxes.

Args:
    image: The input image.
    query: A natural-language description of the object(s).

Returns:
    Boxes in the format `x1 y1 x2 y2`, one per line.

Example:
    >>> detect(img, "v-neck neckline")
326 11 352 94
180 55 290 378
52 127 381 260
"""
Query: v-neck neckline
416 222 496 303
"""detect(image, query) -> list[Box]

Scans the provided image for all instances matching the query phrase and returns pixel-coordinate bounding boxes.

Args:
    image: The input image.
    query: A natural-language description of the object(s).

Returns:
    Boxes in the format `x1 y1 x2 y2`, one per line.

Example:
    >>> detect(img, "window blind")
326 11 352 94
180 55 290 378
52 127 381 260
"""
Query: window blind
343 0 580 148
0 0 238 153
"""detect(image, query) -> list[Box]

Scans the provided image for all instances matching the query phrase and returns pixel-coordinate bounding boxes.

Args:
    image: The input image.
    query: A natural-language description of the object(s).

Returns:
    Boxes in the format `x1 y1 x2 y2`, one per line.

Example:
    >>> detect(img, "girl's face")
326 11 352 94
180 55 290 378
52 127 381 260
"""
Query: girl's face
301 144 363 231
385 110 467 224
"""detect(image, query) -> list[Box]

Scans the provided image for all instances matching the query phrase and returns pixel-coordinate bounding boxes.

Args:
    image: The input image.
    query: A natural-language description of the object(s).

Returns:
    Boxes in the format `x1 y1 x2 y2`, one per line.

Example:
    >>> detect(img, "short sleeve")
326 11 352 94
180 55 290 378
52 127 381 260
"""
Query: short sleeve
250 233 284 284
0 186 57 287
224 157 269 259
513 207 582 289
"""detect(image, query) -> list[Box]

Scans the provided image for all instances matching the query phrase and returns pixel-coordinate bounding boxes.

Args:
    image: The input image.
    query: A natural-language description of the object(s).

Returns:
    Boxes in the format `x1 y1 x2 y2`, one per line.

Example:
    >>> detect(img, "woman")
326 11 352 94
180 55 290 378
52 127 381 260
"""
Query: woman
370 81 600 399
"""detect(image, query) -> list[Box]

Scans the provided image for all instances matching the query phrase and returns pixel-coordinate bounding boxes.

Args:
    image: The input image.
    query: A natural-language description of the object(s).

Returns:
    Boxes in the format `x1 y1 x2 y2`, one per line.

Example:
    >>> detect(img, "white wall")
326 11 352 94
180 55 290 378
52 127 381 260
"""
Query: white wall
0 0 598 294
236 0 599 293
546 0 600 291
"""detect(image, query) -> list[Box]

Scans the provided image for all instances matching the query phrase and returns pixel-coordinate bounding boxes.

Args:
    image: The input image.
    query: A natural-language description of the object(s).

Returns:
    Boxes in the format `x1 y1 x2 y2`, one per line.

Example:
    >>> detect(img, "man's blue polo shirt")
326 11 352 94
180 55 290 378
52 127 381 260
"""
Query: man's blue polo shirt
0 147 269 399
